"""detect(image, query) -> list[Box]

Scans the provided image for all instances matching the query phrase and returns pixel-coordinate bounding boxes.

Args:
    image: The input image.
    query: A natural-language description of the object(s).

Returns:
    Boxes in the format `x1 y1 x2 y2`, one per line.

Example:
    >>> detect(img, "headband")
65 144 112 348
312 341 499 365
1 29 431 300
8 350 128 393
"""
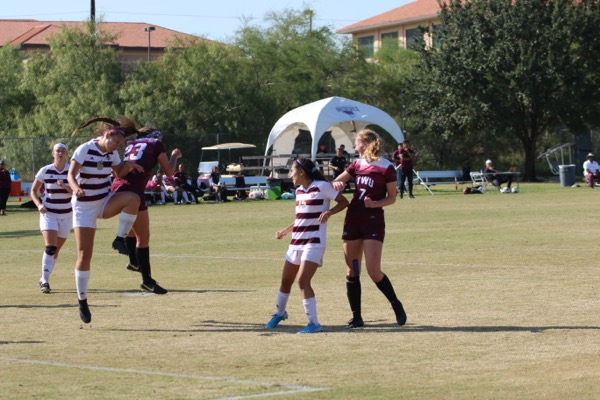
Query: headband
106 128 126 137
53 142 67 151
147 129 163 138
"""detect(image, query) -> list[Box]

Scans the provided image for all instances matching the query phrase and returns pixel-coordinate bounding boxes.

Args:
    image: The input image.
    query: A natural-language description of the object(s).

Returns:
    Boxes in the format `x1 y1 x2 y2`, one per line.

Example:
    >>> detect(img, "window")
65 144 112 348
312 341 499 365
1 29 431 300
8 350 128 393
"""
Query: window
405 28 421 49
381 31 399 50
431 24 443 48
358 36 374 58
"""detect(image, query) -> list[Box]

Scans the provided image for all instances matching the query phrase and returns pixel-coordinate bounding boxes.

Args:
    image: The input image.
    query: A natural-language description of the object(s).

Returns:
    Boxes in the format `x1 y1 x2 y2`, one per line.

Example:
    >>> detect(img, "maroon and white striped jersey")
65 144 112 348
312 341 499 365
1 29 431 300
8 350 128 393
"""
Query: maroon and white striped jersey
34 163 72 215
289 180 340 250
70 139 121 203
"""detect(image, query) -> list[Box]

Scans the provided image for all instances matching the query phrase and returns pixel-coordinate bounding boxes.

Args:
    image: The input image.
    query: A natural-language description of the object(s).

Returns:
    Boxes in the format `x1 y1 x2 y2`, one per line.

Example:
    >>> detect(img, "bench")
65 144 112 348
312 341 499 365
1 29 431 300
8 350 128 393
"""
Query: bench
220 176 269 192
413 170 468 195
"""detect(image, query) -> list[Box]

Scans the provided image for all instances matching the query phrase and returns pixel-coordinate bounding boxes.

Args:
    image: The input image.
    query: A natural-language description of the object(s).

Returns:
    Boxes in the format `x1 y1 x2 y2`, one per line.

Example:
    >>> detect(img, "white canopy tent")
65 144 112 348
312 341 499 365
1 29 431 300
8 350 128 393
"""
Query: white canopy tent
265 97 404 164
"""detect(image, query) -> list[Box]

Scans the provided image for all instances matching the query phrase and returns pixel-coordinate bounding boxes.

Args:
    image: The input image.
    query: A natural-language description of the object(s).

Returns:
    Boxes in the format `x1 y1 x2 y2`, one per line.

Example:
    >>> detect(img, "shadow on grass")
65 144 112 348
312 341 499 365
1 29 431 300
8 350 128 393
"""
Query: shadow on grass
101 320 600 335
0 229 40 238
0 340 45 345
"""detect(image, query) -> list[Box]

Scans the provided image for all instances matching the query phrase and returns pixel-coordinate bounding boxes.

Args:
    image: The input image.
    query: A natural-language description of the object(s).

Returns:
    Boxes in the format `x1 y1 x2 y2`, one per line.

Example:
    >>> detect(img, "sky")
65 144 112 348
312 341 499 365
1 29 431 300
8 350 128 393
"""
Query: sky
0 1 412 42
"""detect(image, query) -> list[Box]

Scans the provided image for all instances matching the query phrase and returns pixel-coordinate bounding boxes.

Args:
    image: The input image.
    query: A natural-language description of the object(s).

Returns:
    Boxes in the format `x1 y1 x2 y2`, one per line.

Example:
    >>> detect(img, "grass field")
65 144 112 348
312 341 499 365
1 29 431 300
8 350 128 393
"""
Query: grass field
1 182 599 399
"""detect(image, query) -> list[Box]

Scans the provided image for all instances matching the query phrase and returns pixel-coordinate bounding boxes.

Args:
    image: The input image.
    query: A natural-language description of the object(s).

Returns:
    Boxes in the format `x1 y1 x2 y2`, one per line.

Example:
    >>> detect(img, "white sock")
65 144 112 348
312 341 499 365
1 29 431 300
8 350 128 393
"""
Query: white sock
75 270 90 300
41 252 56 283
275 291 290 316
117 212 137 237
303 297 319 325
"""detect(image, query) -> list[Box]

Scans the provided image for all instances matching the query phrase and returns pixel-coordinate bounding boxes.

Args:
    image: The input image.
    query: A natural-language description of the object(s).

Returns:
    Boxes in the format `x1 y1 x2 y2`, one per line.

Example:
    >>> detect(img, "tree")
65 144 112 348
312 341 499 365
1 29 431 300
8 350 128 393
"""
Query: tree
413 0 600 180
19 20 123 137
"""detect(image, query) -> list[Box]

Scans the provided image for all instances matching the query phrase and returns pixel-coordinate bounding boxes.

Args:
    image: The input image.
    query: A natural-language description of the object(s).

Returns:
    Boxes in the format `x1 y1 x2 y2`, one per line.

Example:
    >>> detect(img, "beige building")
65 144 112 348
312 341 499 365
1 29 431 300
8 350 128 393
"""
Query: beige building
337 0 442 58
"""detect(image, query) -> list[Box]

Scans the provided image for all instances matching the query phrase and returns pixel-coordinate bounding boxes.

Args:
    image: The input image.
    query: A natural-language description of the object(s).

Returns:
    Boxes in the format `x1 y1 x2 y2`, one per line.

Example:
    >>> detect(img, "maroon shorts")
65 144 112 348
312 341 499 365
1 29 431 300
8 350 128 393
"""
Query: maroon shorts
112 181 147 212
342 211 385 242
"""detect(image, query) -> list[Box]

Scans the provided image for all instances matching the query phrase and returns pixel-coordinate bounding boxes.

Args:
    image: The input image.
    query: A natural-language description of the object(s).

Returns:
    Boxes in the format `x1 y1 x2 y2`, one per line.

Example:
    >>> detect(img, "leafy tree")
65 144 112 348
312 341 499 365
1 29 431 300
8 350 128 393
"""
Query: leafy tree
19 20 123 138
413 0 600 180
0 46 31 134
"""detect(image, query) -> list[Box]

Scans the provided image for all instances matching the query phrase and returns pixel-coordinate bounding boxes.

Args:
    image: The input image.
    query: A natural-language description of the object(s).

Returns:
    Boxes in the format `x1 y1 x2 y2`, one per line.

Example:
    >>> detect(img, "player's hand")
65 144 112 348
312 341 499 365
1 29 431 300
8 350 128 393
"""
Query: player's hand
332 181 345 192
318 210 332 223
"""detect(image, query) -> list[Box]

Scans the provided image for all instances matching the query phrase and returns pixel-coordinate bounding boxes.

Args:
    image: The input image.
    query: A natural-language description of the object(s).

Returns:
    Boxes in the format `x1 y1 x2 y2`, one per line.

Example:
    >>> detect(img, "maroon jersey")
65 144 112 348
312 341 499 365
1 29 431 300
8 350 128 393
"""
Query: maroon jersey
346 158 396 215
111 138 166 195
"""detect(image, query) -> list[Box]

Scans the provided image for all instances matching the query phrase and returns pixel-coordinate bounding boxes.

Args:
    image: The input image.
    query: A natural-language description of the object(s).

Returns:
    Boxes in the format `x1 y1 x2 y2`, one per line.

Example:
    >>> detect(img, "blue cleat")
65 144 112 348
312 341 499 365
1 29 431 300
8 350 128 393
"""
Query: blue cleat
297 322 323 334
265 311 288 329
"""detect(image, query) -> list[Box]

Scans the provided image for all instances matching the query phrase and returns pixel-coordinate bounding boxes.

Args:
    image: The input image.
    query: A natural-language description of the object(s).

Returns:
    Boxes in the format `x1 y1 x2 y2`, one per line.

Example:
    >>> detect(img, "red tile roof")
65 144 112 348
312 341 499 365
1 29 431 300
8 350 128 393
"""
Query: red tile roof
0 19 213 49
337 0 442 34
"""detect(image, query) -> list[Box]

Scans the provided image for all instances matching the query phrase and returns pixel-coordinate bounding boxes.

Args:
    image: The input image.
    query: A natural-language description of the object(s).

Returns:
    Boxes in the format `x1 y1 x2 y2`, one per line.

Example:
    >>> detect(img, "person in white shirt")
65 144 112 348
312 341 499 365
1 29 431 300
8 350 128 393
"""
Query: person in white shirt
265 158 348 334
582 153 600 188
30 142 73 294
68 116 143 324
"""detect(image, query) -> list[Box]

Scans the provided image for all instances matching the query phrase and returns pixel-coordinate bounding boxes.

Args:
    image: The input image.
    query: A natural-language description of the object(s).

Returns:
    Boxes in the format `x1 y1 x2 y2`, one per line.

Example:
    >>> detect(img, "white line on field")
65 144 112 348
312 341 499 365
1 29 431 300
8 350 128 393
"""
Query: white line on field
0 356 324 399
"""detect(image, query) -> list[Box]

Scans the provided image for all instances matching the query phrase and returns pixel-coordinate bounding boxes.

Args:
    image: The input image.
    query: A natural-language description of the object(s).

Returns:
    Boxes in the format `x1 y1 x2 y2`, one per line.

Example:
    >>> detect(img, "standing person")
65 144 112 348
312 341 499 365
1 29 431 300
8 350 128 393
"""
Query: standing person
332 129 407 328
0 160 10 216
68 116 143 324
111 128 182 294
265 158 349 333
329 148 348 181
30 143 73 293
398 140 416 199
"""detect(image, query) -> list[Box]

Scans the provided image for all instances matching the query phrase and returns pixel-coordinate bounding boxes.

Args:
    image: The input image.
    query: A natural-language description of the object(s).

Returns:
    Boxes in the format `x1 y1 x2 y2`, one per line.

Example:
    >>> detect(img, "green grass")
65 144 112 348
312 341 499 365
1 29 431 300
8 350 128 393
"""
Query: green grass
1 183 599 399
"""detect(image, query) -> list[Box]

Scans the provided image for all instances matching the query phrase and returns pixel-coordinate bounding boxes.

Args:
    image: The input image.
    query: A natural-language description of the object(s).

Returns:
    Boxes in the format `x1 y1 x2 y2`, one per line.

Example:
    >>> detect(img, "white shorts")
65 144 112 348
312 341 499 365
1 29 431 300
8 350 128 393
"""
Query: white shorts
285 247 325 267
72 194 112 229
40 212 73 238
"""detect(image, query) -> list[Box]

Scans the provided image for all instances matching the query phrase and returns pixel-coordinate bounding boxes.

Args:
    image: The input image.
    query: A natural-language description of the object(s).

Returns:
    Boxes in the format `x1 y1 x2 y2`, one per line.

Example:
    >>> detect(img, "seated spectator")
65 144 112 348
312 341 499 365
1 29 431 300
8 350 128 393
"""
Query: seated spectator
484 159 513 192
164 175 191 204
146 170 167 204
233 172 249 201
583 153 600 188
174 164 201 203
208 166 228 202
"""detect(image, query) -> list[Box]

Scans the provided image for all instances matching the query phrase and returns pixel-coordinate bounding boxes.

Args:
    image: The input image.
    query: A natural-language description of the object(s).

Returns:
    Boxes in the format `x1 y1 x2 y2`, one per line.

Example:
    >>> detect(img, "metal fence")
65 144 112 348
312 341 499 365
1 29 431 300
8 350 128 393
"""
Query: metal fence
0 136 81 183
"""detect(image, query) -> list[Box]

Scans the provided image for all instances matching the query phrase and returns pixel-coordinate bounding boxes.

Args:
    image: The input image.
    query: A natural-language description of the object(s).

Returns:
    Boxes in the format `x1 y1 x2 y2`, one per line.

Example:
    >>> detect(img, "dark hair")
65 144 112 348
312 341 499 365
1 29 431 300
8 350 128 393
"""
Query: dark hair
294 158 326 181
71 116 138 138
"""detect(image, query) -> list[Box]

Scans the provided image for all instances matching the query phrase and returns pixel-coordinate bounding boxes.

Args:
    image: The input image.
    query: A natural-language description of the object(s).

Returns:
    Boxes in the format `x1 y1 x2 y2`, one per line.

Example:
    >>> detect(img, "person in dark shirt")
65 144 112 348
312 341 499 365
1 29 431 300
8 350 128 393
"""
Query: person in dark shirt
0 159 11 216
329 148 347 180
174 164 201 203
111 128 182 294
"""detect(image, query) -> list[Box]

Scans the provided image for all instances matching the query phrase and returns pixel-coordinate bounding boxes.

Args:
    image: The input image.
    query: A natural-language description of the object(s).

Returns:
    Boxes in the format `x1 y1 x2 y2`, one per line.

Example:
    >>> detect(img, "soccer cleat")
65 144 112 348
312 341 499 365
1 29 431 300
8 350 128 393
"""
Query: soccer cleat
112 236 129 255
297 322 323 334
140 281 168 295
346 317 365 329
264 311 288 329
126 263 140 273
392 300 407 326
39 281 51 294
78 299 92 324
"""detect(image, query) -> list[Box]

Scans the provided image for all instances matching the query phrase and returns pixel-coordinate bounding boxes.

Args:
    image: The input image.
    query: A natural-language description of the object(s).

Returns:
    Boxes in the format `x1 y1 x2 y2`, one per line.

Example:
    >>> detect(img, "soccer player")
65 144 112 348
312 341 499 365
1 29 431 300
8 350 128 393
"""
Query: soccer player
111 127 182 294
265 158 348 334
30 142 73 294
68 116 143 324
332 129 407 328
